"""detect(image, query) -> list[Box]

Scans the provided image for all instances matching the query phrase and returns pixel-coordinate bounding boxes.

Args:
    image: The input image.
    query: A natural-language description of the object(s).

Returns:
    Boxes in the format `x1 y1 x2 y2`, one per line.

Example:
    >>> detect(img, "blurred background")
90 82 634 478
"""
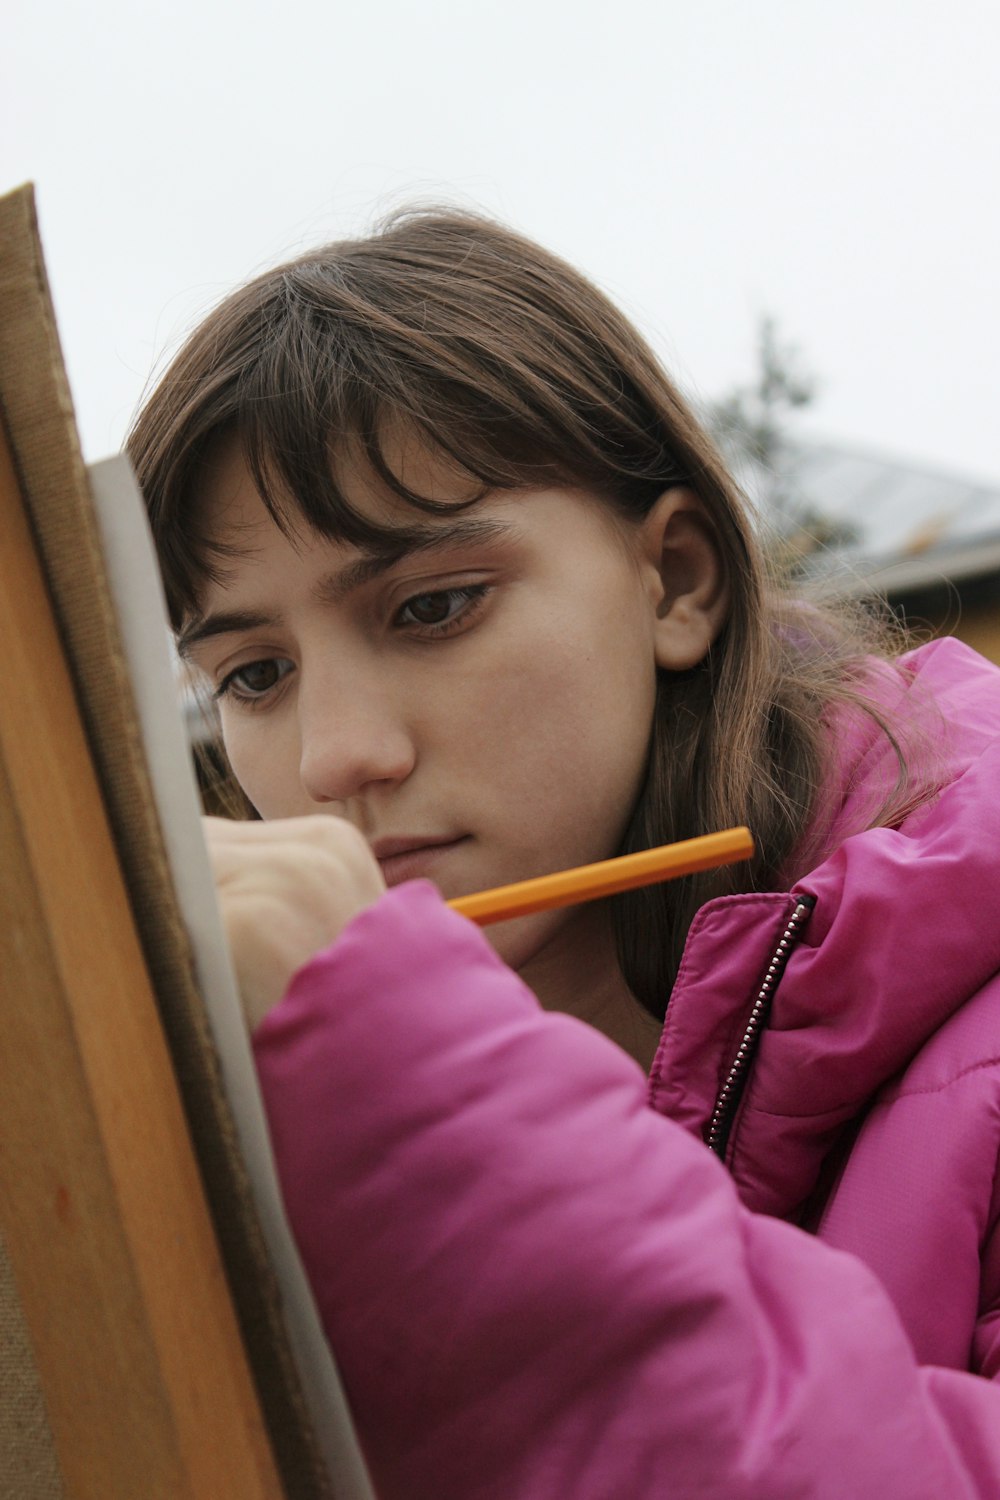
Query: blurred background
4 0 999 656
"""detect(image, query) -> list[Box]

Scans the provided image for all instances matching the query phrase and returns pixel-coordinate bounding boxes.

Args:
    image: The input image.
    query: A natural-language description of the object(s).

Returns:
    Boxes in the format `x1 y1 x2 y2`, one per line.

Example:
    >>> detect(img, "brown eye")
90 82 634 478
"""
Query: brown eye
235 660 283 692
216 657 294 703
405 592 453 625
396 584 490 636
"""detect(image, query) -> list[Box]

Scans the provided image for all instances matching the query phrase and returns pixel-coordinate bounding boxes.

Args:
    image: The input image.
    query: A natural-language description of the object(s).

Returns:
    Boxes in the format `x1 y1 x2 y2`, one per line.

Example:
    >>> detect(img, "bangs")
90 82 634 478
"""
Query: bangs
129 211 700 626
233 253 672 532
233 289 581 546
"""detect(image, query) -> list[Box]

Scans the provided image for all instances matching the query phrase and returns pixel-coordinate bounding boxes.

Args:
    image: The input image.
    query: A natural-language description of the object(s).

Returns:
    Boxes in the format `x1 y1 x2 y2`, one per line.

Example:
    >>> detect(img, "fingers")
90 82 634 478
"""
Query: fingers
203 814 386 1031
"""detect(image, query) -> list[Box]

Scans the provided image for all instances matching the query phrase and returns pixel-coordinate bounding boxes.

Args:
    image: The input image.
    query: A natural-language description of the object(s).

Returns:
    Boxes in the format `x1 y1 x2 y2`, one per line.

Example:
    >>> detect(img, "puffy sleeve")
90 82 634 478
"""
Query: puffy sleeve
252 880 1000 1500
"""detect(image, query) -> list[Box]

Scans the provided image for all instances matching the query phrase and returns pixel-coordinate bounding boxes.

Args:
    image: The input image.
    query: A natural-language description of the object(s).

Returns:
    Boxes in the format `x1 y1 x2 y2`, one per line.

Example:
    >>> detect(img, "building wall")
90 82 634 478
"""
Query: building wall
947 601 1000 666
893 577 1000 668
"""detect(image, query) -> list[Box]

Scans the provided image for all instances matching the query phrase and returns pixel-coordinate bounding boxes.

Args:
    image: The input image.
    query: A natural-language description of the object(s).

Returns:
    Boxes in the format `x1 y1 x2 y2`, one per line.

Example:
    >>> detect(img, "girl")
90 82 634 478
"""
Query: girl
129 211 1000 1498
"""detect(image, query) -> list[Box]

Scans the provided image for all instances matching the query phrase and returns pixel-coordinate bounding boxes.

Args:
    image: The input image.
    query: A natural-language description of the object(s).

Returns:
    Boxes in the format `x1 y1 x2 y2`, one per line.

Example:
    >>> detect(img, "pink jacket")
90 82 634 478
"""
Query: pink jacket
254 638 1000 1498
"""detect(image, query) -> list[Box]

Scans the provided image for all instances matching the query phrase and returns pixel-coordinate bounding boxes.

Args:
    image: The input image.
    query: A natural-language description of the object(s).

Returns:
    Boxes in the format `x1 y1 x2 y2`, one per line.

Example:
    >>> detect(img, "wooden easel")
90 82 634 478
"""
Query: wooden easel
0 411 284 1497
0 186 363 1498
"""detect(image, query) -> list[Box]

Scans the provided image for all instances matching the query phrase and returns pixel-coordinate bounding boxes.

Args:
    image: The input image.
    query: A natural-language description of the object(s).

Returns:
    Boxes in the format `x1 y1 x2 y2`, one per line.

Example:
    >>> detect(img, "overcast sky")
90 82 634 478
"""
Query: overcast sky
4 0 999 485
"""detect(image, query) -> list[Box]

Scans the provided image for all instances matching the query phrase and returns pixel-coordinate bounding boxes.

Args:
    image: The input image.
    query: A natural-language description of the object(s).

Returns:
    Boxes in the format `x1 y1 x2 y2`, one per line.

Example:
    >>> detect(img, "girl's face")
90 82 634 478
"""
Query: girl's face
183 438 668 980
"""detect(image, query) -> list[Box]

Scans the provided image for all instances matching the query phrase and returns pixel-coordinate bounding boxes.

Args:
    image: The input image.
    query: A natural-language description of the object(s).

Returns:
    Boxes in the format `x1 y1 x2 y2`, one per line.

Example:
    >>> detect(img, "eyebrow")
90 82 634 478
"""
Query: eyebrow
176 516 516 658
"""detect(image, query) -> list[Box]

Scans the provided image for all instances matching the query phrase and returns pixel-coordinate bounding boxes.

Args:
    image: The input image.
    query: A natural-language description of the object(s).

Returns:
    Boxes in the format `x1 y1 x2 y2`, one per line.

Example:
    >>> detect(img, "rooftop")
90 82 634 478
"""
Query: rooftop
729 438 1000 599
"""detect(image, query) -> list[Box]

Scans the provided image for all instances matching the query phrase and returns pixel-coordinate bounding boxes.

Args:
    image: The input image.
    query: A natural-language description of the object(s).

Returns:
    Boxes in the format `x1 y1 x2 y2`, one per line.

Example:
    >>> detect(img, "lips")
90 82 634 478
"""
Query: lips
371 834 469 888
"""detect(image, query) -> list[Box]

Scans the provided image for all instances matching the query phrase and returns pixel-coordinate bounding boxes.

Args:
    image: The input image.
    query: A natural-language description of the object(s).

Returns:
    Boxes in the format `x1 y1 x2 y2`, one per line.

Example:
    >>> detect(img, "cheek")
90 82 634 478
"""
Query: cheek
462 632 657 865
475 625 656 781
220 716 299 819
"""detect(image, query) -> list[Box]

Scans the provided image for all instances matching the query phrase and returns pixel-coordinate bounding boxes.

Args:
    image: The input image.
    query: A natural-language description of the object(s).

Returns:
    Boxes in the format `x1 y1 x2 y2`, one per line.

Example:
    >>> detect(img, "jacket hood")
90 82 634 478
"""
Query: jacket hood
649 638 1000 1219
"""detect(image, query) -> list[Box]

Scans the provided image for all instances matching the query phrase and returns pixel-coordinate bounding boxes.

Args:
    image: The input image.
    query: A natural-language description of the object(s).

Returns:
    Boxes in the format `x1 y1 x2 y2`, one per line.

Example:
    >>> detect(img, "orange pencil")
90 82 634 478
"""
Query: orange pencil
447 827 754 926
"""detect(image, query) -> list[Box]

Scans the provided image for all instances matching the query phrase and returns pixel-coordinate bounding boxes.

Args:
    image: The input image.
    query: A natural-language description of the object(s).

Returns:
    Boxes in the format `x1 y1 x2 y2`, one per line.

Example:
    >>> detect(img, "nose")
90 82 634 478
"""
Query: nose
297 667 416 805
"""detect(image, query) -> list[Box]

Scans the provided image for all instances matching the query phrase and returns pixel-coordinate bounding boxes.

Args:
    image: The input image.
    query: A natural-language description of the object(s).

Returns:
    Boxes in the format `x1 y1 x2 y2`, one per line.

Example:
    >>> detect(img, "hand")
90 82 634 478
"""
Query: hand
204 815 386 1031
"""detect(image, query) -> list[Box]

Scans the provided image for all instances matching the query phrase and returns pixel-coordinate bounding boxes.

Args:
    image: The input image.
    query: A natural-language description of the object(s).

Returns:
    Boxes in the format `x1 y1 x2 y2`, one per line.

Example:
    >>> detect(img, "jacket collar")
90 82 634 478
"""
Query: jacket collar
647 640 1000 1220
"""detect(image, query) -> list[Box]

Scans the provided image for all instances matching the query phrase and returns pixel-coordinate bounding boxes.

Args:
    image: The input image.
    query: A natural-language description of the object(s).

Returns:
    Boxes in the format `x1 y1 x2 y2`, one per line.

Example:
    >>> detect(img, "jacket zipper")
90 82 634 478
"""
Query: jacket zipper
706 895 815 1159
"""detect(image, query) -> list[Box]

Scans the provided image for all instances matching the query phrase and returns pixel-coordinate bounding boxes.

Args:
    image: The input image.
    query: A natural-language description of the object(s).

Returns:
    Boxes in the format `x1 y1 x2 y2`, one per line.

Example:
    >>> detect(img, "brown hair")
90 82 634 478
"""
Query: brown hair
128 208 928 1018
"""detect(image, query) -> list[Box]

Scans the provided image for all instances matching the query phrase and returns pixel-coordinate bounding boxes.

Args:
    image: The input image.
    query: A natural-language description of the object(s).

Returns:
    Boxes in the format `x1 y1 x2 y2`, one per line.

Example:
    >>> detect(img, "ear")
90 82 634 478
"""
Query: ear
638 488 729 671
